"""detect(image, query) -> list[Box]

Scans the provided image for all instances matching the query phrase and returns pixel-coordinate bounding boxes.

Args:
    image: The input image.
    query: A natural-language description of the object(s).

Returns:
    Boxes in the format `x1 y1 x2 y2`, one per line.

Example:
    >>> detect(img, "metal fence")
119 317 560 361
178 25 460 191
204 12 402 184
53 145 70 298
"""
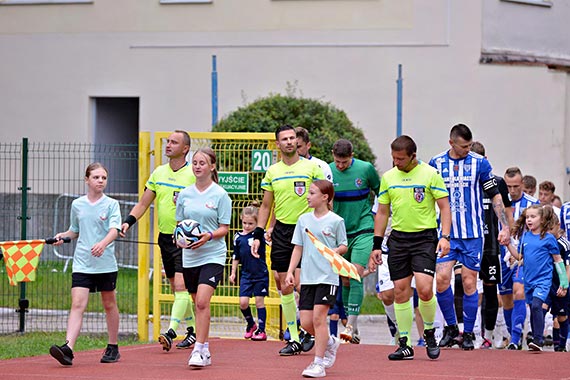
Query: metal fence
0 139 140 336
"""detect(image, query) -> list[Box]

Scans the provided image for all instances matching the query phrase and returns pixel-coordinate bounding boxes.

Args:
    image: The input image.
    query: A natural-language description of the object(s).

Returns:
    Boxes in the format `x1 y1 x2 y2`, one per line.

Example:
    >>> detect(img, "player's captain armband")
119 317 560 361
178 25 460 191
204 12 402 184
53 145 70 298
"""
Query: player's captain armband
482 177 498 192
555 261 569 289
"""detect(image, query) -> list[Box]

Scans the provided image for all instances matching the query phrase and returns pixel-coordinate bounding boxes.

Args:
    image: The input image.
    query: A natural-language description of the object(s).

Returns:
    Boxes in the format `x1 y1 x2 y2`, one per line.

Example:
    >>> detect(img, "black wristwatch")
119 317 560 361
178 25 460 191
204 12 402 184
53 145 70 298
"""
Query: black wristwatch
441 234 451 241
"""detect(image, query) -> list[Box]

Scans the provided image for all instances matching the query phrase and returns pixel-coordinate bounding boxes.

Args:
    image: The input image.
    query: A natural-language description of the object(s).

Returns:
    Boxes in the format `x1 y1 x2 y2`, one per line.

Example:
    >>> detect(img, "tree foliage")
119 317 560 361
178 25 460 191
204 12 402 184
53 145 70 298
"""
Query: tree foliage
213 93 376 166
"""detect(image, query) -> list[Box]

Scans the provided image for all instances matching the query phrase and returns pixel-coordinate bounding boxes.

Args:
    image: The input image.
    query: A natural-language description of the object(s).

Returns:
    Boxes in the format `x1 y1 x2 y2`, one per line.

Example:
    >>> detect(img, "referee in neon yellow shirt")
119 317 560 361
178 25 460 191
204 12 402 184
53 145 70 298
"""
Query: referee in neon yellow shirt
369 135 451 361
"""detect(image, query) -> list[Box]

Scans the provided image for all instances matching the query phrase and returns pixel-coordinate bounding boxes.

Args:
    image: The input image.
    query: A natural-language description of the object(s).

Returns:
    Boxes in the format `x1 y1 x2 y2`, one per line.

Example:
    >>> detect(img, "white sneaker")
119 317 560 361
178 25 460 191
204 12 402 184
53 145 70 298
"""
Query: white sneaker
302 362 326 378
323 336 341 369
188 350 211 368
339 325 354 342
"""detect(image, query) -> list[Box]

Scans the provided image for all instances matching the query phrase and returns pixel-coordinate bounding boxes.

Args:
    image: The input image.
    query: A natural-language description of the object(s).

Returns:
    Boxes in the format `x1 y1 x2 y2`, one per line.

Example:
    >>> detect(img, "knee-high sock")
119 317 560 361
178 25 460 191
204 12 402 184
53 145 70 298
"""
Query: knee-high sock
483 284 498 332
281 293 299 342
394 300 413 342
383 302 398 331
531 297 545 344
342 285 350 317
419 296 437 330
347 278 363 331
454 273 464 324
240 306 255 328
347 278 363 316
184 294 196 328
169 291 189 331
257 307 266 332
503 306 513 335
437 286 457 326
463 291 479 333
329 318 339 337
559 319 568 348
511 299 526 345
386 314 398 337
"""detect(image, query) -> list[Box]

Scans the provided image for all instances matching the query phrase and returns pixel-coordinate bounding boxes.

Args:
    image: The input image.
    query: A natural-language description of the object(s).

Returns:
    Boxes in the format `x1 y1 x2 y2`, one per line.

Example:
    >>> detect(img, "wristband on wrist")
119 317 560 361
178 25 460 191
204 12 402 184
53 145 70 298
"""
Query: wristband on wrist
253 227 265 241
124 214 137 227
373 235 384 251
208 231 214 241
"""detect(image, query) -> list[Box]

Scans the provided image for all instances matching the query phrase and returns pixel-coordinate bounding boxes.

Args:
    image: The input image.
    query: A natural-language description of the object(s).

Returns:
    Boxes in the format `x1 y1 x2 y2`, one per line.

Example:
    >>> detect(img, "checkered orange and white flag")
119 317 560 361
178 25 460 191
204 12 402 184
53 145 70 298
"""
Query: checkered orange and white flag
1 240 45 286
305 228 361 282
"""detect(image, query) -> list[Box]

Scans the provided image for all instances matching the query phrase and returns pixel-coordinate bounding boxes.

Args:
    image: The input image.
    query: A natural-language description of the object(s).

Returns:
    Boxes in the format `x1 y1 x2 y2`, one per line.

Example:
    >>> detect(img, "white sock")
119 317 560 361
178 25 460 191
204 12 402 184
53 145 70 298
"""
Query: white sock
384 302 398 330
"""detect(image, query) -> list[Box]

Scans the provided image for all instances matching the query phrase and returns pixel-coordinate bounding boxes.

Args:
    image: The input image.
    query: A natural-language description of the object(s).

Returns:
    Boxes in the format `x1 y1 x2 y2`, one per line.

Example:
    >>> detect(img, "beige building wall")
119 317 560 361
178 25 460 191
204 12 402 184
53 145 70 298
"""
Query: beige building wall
0 0 569 198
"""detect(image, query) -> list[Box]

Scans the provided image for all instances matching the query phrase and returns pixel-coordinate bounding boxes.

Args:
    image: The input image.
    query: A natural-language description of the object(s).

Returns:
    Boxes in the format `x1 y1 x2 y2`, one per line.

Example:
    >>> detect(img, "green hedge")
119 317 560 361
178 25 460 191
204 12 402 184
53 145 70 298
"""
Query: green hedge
213 94 376 166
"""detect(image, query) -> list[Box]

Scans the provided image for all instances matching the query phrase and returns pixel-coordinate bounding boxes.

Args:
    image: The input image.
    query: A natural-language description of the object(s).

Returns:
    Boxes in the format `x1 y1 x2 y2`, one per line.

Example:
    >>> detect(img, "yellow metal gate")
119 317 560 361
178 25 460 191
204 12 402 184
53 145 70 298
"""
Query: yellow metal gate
136 132 281 342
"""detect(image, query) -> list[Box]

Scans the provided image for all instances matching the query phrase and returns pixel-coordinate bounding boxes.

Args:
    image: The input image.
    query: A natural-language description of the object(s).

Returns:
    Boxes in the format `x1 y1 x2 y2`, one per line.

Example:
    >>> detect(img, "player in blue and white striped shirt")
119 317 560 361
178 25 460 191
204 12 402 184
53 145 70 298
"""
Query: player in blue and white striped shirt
502 167 540 349
429 124 510 350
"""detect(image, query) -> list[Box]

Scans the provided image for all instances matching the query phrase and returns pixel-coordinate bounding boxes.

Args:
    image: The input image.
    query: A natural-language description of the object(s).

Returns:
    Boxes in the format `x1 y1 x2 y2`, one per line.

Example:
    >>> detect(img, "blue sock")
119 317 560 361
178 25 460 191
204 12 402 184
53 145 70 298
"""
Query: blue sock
436 286 457 326
503 307 513 335
257 307 266 332
462 291 478 333
531 297 545 345
559 319 568 348
329 319 338 337
511 299 526 345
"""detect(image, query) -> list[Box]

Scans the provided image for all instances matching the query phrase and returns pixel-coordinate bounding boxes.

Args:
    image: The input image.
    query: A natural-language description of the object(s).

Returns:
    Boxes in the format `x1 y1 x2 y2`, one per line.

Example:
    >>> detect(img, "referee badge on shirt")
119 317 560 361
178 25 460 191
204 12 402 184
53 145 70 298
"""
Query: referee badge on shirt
413 187 425 203
294 181 306 196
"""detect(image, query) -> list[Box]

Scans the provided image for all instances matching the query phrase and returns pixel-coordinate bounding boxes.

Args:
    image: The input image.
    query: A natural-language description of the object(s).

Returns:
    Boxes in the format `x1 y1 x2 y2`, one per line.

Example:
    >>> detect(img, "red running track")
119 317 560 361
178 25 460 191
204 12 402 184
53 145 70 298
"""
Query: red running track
0 339 567 380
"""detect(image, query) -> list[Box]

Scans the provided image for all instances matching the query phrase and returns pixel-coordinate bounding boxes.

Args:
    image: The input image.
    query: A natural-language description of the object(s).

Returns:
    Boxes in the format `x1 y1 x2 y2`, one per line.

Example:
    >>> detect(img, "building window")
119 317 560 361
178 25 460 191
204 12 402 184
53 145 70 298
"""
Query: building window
160 0 212 4
0 0 93 4
501 0 552 7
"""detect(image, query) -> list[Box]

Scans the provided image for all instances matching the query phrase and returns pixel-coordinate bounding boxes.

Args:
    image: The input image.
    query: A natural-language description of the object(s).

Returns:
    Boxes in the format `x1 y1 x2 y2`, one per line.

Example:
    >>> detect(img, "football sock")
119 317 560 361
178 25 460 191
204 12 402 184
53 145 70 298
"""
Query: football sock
241 306 254 328
511 299 526 345
184 294 196 329
553 327 560 346
169 291 189 331
483 284 498 332
387 314 398 337
559 319 568 348
347 277 363 328
419 295 437 330
383 302 397 331
394 300 413 342
454 273 464 324
530 297 544 344
463 291 479 333
503 307 513 335
282 292 300 342
257 307 266 331
329 317 339 337
436 285 457 326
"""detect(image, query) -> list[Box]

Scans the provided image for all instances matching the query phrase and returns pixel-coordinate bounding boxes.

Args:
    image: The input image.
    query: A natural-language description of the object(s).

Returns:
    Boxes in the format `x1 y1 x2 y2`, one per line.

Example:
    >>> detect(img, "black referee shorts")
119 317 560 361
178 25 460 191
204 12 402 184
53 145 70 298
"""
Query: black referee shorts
387 229 438 281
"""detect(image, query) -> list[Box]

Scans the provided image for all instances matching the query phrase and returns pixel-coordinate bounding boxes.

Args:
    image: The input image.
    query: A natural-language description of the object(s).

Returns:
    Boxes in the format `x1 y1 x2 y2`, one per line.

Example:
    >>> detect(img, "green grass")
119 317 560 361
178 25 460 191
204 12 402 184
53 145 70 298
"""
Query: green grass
1 261 141 314
360 294 385 315
0 331 143 360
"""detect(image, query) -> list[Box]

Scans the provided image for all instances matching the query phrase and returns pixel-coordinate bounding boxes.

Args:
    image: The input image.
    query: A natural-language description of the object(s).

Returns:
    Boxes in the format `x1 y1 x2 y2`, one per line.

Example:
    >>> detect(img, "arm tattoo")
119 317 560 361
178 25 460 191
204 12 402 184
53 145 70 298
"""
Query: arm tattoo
493 199 509 227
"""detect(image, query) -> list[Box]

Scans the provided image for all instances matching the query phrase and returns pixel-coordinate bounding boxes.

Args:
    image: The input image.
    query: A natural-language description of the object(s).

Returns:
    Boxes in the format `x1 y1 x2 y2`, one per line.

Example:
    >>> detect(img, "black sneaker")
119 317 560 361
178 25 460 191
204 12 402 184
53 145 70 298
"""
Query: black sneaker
49 342 74 366
388 337 414 360
461 332 475 351
100 345 121 363
158 328 176 352
507 342 522 350
423 328 440 359
544 334 553 347
528 339 543 352
525 331 534 347
278 340 303 356
438 324 460 347
554 345 567 352
301 331 315 352
176 326 196 349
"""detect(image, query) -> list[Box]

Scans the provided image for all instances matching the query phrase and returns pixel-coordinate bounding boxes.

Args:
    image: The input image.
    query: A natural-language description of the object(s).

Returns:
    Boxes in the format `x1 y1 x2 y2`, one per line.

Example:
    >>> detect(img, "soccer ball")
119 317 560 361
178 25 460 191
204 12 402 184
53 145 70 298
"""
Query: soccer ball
174 219 202 248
